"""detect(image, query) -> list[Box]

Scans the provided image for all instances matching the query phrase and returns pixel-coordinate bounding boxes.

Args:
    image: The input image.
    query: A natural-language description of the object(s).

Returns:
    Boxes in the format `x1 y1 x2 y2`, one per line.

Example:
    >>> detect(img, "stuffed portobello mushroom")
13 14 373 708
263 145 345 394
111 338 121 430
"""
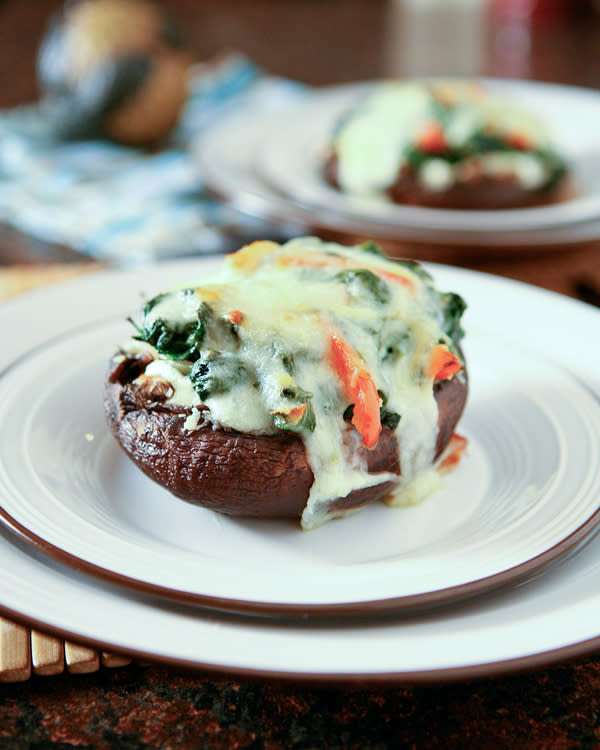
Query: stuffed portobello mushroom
105 237 468 530
325 80 570 210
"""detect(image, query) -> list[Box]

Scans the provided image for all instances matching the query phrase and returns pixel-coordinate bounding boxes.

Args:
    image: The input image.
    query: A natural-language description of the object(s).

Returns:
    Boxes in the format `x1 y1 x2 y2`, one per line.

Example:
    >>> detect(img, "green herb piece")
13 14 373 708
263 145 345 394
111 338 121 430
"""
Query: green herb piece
344 398 400 430
430 97 452 126
468 131 508 154
343 403 354 422
377 389 401 430
358 241 386 257
142 291 169 316
439 292 467 343
271 343 296 376
380 407 401 430
189 351 250 400
272 380 315 433
391 260 433 284
404 145 430 170
281 384 313 403
132 294 212 361
537 148 568 192
379 327 412 363
335 268 391 305
215 315 242 347
272 401 316 433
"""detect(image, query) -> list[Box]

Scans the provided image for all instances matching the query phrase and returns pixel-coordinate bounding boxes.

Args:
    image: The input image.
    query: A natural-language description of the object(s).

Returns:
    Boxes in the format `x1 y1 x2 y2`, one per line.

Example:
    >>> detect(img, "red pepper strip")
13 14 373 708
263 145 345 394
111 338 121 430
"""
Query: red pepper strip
428 343 463 382
505 131 532 151
328 327 381 449
437 433 468 473
415 121 447 154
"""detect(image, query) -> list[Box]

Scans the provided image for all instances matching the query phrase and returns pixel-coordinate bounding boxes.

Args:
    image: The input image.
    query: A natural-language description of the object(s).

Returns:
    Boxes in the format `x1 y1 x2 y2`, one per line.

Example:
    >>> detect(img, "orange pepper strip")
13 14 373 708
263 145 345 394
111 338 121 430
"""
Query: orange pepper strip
227 240 279 272
227 309 244 325
437 433 468 473
195 287 220 302
277 253 415 294
428 343 463 382
328 327 381 449
377 268 416 293
283 403 307 424
276 253 345 270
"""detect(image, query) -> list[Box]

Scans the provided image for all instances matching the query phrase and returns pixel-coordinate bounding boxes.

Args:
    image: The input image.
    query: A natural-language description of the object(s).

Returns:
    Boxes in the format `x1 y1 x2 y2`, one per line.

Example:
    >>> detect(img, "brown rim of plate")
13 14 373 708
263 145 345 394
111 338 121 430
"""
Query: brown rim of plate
1 563 600 688
200 164 594 254
1 495 600 619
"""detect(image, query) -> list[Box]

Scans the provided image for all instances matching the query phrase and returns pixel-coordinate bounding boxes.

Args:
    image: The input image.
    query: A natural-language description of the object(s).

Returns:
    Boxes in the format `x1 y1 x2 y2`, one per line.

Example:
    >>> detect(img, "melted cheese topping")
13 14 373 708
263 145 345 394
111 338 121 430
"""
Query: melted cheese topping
121 237 466 529
332 80 561 197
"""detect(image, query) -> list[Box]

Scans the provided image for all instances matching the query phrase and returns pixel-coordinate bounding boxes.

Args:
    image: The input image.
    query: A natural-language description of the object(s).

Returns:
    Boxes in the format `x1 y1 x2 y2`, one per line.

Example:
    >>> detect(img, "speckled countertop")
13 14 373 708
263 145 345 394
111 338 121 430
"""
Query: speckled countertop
2 658 600 749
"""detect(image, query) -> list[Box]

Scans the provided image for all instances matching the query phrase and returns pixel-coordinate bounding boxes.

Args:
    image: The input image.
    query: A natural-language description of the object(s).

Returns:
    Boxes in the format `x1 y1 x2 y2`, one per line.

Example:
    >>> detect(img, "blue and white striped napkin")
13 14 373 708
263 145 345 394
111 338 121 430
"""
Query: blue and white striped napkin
0 55 305 265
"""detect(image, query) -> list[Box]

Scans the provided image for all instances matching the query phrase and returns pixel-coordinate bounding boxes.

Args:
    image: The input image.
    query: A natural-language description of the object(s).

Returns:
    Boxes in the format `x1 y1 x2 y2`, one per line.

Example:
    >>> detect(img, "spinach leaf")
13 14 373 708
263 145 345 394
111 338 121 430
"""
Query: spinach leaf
467 131 508 155
272 401 316 433
132 295 212 361
343 401 401 431
537 148 568 191
134 318 201 360
379 326 412 363
272 381 316 433
271 342 296 376
358 241 386 257
404 145 431 170
391 259 433 284
281 383 312 403
142 291 169 316
335 268 391 305
380 406 401 430
378 389 401 430
439 292 467 343
189 351 250 399
343 403 354 422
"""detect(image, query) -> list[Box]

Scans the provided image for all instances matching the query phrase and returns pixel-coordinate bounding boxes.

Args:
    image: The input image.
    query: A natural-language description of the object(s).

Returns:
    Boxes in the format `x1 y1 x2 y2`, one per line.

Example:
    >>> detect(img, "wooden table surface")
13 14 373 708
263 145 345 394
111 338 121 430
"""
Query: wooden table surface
1 1 600 748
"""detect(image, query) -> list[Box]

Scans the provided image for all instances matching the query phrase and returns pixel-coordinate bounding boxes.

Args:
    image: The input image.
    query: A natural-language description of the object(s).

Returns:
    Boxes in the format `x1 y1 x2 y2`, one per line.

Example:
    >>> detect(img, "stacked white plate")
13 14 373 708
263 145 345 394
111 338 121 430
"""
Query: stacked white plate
1 258 600 682
196 79 600 248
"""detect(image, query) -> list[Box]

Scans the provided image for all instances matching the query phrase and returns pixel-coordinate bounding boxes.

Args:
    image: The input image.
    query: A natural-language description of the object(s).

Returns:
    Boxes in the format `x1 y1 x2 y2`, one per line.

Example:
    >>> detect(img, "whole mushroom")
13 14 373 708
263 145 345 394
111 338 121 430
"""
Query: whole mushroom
37 0 193 147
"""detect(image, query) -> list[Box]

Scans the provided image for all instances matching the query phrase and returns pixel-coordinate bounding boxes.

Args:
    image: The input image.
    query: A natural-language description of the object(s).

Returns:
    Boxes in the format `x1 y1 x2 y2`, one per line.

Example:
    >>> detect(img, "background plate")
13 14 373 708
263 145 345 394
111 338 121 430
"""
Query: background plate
197 80 600 246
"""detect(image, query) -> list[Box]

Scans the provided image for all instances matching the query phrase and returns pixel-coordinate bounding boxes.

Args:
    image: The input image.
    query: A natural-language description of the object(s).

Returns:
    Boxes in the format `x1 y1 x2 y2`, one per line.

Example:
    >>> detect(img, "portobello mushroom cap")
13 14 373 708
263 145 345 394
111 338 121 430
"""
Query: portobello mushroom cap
104 352 468 519
324 152 570 210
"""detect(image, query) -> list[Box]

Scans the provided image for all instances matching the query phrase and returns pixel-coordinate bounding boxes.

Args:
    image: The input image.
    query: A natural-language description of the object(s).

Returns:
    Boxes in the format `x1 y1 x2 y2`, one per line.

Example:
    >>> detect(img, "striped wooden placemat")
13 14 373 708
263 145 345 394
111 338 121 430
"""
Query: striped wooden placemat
0 618 132 682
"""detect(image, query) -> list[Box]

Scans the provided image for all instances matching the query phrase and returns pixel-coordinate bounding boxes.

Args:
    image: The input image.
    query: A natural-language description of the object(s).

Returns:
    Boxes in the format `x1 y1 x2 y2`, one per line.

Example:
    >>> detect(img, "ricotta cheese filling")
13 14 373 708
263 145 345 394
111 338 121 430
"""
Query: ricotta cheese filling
122 237 466 529
331 79 566 198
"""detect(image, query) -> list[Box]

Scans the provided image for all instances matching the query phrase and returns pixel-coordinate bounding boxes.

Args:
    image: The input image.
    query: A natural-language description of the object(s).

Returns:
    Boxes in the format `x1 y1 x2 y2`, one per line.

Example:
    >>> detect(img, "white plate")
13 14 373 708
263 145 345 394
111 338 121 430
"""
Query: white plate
197 80 600 246
1 258 600 618
0 260 600 681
